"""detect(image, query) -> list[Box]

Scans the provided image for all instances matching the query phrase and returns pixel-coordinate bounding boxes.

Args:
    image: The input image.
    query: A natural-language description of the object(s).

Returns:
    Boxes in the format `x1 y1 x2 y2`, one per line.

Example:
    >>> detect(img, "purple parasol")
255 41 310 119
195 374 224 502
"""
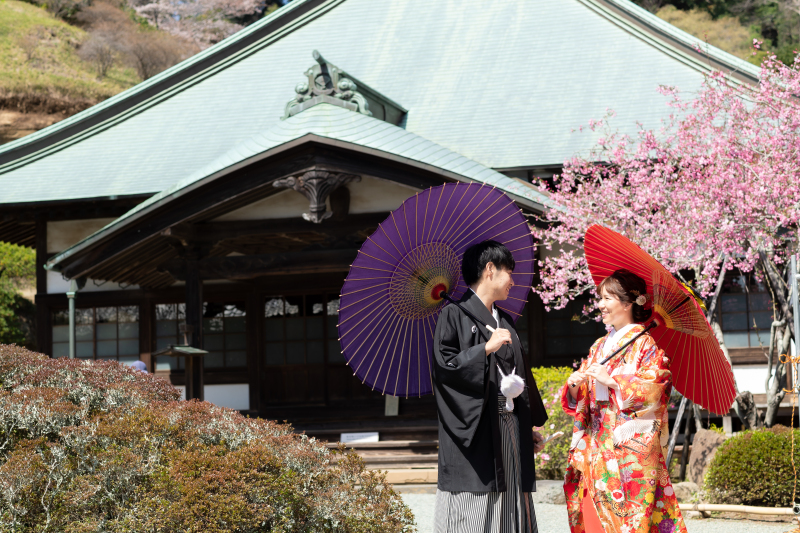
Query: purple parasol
337 182 535 397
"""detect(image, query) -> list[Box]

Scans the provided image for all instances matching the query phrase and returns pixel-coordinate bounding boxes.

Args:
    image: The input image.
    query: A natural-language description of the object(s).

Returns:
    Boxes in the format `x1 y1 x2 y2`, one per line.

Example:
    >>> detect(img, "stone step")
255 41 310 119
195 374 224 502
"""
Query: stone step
382 468 438 484
326 439 437 450
361 454 438 465
298 423 438 443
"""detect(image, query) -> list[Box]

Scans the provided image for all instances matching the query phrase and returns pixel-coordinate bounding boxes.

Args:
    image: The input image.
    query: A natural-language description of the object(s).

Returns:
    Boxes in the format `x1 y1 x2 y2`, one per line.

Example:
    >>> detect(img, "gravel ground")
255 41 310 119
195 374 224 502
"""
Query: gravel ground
399 492 795 533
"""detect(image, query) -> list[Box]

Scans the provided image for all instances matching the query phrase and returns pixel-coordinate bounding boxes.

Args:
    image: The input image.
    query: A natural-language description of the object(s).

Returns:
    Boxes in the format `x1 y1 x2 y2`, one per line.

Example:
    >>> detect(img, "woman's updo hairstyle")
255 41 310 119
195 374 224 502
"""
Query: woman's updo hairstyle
598 269 653 323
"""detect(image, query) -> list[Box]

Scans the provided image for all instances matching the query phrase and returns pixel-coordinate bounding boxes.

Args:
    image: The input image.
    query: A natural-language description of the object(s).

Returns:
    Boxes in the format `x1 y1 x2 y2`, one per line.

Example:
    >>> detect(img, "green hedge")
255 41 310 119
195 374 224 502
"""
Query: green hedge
705 425 800 507
531 366 573 480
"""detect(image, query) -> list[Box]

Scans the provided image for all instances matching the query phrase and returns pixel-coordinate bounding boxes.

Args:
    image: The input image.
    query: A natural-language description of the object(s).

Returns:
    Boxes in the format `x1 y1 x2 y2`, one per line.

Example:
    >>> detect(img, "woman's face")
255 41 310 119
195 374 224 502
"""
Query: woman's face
598 286 633 331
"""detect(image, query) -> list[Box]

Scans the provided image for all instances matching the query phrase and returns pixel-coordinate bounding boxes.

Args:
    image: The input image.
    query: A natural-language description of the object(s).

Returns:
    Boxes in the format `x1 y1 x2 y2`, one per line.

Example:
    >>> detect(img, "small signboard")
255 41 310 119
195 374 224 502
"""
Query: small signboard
340 432 379 443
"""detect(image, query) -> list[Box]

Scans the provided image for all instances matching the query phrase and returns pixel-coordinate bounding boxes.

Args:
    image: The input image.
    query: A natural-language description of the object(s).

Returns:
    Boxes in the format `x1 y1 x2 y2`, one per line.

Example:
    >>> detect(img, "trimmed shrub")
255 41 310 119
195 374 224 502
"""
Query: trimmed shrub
705 425 799 507
532 366 573 480
0 345 415 532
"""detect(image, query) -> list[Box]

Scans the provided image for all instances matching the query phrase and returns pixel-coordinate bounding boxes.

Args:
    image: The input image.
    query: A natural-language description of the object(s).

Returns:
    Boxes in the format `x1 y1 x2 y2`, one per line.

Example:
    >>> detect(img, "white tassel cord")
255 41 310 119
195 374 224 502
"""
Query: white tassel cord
595 381 609 401
570 429 585 450
613 417 657 446
497 365 525 412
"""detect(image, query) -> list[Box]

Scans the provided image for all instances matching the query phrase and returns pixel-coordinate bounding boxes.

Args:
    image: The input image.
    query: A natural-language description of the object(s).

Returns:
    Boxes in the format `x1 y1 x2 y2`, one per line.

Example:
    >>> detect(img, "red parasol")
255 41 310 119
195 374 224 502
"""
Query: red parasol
584 225 736 415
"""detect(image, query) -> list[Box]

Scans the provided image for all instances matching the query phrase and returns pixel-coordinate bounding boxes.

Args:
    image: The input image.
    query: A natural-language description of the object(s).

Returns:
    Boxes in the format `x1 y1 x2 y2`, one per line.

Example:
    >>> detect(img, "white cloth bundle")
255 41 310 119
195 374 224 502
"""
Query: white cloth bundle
497 365 525 412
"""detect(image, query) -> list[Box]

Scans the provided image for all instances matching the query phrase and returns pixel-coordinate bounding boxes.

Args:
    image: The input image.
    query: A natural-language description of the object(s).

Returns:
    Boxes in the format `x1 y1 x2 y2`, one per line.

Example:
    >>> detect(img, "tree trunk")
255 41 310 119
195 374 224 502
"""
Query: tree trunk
759 255 793 427
705 260 763 428
764 324 789 426
760 252 794 339
734 390 764 429
692 402 703 430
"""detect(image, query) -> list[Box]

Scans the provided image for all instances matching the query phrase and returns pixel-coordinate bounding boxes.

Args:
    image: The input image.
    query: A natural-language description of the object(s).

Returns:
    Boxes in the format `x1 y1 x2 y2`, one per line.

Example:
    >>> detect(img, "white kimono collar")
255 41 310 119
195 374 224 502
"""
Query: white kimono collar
602 323 639 358
595 323 638 402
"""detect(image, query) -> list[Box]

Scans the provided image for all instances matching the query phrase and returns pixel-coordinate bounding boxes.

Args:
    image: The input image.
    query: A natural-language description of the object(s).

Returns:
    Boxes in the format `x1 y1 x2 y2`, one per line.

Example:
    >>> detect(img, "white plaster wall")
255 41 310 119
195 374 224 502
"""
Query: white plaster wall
46 218 141 294
214 176 417 221
732 365 770 394
47 271 139 294
347 177 417 214
174 383 250 410
216 189 309 220
47 219 116 254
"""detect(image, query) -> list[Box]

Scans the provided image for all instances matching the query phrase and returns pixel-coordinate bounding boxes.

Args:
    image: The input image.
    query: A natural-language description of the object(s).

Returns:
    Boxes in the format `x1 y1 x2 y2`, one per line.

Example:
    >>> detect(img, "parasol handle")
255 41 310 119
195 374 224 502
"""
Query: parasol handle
597 292 694 366
599 320 658 365
439 292 496 341
570 318 661 388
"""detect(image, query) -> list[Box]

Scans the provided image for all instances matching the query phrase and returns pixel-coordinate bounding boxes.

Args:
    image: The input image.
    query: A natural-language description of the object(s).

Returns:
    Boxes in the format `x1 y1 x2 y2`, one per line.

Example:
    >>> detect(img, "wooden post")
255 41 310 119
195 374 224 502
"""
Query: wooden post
666 396 688 468
722 415 733 435
139 299 152 372
679 400 694 481
67 280 77 359
246 289 260 414
35 215 48 354
184 258 204 401
385 395 399 416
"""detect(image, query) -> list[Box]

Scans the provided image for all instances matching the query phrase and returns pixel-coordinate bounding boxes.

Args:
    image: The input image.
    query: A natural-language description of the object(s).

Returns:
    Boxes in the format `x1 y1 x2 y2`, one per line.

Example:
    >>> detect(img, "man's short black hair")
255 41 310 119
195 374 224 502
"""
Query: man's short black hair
461 240 515 286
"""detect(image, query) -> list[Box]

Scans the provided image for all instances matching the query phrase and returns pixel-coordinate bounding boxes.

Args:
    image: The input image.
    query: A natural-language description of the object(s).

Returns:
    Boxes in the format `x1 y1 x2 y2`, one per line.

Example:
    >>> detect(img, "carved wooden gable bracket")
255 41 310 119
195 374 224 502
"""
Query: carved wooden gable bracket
273 170 361 224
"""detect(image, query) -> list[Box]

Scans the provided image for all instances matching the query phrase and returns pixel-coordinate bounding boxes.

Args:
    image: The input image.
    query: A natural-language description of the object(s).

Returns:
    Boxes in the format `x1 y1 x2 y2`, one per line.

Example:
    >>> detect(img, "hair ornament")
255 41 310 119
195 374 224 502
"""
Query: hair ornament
635 294 649 306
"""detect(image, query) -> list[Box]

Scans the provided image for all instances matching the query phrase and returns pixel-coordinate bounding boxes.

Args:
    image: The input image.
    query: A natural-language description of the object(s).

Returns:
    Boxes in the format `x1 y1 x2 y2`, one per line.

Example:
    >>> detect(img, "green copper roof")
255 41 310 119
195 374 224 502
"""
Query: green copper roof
0 0 760 206
46 102 550 269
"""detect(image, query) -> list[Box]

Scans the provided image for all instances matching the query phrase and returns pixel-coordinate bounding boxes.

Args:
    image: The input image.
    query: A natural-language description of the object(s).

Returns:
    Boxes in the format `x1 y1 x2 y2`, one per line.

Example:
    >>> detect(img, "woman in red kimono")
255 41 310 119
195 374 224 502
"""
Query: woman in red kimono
560 269 688 533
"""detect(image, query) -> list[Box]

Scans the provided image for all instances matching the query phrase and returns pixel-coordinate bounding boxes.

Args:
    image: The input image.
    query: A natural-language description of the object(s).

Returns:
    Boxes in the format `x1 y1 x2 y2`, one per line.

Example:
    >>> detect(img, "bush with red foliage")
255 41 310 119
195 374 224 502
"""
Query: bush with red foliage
0 346 415 532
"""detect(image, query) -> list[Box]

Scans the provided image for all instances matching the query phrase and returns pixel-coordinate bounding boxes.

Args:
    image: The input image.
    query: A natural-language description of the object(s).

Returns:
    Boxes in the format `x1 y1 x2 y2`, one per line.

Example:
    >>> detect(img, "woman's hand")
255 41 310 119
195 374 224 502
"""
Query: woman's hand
566 371 587 399
585 363 617 389
485 328 511 355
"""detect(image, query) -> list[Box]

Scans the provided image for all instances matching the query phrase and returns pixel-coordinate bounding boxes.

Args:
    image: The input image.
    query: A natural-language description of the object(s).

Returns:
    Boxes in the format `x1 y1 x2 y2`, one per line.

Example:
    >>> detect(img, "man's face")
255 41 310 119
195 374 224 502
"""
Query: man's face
485 262 515 301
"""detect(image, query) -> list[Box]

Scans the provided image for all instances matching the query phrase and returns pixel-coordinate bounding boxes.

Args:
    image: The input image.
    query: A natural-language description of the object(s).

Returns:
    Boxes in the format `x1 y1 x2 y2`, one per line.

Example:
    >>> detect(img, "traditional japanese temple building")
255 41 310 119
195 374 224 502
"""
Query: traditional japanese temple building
0 0 767 425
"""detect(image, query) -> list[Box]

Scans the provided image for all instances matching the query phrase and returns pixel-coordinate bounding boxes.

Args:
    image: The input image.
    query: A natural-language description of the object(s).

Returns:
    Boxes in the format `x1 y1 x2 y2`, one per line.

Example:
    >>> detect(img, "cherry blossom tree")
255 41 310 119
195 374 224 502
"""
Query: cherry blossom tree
126 0 272 48
532 48 800 427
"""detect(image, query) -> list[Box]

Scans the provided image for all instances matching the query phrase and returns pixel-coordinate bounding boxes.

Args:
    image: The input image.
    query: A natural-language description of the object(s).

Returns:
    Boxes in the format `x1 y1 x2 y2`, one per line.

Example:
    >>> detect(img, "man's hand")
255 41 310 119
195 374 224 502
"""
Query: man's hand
532 430 545 454
485 328 511 355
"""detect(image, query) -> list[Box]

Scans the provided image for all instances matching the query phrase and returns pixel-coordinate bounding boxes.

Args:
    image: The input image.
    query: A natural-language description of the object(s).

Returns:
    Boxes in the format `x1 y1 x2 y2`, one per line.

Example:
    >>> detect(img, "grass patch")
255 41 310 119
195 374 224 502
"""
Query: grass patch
0 0 138 112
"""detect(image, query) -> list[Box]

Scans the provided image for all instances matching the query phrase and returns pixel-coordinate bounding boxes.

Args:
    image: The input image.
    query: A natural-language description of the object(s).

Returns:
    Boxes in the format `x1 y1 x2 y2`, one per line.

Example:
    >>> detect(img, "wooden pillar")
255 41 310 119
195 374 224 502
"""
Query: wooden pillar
679 400 694 481
35 214 49 354
184 258 204 401
666 396 688 468
139 299 152 372
246 289 260 415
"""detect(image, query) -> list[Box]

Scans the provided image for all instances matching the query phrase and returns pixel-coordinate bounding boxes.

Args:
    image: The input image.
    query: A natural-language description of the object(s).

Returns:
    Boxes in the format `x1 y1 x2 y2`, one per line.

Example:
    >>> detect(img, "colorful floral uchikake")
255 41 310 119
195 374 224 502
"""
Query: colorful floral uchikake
561 324 688 533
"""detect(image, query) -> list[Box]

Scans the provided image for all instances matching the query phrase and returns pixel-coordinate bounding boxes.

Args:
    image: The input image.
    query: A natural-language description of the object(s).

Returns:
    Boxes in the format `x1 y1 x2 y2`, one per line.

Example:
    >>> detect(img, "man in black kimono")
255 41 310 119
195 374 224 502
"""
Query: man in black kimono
433 240 548 533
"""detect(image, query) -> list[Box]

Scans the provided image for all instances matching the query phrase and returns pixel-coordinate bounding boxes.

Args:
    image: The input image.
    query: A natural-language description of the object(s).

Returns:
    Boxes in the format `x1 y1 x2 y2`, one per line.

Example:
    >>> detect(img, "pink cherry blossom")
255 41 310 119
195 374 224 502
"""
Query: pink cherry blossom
532 51 800 309
531 50 800 427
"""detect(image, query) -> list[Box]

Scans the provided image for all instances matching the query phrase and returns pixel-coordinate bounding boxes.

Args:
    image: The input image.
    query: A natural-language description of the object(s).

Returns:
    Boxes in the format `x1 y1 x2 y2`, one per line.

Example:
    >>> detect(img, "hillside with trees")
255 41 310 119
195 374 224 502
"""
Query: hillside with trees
0 0 283 144
641 0 800 65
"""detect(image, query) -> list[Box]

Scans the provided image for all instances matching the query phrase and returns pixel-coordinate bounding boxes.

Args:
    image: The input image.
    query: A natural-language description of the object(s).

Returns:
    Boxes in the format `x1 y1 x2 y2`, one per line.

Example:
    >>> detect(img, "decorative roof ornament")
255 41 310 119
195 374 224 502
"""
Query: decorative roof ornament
283 50 371 118
273 169 361 224
282 50 407 124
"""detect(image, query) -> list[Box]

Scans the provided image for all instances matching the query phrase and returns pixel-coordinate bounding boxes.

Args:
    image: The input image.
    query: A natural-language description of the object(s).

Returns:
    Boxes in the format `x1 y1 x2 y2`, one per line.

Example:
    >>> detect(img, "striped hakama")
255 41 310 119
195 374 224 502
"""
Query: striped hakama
434 396 539 533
